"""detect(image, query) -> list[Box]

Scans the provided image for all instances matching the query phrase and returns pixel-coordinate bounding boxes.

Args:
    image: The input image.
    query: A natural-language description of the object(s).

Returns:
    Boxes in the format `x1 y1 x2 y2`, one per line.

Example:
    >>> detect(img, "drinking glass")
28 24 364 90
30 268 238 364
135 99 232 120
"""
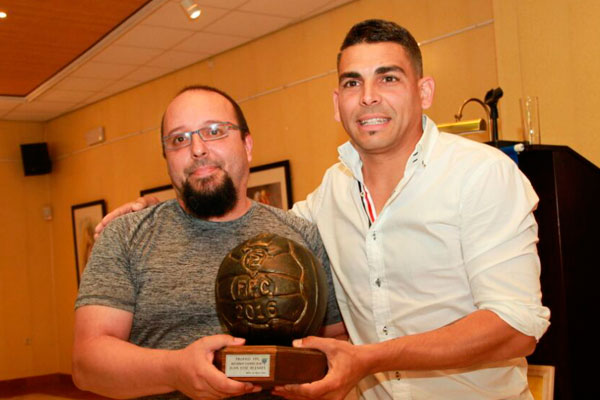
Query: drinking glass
520 96 541 145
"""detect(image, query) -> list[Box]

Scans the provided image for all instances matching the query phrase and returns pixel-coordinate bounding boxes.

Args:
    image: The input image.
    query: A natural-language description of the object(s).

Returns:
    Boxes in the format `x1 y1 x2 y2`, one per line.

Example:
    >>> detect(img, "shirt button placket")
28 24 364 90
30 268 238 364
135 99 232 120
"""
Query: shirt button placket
369 228 388 341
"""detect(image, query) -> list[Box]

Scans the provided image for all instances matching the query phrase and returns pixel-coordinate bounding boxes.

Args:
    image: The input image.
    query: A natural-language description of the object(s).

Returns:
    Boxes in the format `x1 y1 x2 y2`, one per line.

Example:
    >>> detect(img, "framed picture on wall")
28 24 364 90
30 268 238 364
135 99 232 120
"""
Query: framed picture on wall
140 184 176 202
248 160 292 210
71 200 106 285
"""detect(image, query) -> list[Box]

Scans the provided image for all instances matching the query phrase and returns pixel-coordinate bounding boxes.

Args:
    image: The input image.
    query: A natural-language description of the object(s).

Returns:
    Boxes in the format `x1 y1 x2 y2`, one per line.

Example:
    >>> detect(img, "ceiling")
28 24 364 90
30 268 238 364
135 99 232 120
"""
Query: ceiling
0 0 354 122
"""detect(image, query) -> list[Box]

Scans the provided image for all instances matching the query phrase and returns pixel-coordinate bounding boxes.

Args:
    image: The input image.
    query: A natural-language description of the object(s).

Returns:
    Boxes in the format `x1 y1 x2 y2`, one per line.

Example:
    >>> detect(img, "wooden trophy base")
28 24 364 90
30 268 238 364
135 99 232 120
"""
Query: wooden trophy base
214 345 327 388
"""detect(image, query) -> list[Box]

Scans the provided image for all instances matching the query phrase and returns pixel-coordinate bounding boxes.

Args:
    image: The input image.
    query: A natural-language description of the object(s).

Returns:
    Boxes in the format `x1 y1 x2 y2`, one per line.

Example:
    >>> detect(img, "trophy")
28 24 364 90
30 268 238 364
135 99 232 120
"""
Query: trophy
214 233 329 388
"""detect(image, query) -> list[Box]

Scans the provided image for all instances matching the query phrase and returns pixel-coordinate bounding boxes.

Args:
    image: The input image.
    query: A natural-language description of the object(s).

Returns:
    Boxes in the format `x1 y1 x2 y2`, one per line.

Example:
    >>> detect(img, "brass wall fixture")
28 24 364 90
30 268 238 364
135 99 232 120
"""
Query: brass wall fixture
436 118 487 134
438 87 503 146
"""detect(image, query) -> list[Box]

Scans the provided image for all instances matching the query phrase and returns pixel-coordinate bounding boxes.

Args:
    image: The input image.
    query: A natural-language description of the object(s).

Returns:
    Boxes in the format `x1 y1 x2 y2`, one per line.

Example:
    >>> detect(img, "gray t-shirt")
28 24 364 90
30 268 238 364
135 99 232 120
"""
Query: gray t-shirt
76 200 341 399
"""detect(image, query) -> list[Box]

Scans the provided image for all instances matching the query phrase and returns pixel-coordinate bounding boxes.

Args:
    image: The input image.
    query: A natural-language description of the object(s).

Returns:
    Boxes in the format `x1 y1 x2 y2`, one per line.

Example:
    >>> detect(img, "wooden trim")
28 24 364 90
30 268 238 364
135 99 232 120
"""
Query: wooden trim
0 374 109 399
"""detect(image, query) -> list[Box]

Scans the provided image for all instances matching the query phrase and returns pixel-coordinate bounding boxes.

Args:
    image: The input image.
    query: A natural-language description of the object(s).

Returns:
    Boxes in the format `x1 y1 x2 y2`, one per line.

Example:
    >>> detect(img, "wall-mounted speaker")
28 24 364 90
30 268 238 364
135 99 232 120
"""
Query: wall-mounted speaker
20 142 52 176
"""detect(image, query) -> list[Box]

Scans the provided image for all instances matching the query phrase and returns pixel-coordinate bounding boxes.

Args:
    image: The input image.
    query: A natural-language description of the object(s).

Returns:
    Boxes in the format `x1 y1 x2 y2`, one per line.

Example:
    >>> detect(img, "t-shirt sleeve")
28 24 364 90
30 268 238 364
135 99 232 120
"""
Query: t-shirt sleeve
75 218 137 313
461 157 550 340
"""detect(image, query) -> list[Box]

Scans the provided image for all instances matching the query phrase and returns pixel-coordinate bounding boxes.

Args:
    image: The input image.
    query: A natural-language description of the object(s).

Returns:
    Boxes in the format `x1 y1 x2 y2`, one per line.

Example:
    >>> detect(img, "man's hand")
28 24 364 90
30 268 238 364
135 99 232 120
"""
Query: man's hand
94 195 160 239
169 335 261 399
272 337 368 400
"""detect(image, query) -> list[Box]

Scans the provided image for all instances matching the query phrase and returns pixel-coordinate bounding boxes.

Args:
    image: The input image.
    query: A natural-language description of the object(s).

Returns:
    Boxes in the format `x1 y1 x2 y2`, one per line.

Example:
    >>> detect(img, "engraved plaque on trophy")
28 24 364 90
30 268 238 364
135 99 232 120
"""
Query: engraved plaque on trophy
214 233 329 388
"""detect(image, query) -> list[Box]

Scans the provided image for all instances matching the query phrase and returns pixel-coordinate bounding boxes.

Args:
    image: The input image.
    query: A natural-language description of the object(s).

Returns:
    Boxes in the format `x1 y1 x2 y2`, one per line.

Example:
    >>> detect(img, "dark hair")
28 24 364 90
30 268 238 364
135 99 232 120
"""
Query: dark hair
338 19 423 78
161 85 250 156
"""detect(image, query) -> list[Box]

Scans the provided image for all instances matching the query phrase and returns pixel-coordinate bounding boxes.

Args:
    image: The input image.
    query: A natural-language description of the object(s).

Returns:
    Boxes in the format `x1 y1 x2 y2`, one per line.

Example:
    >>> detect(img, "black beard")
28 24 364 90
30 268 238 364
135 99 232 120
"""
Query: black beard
182 174 237 219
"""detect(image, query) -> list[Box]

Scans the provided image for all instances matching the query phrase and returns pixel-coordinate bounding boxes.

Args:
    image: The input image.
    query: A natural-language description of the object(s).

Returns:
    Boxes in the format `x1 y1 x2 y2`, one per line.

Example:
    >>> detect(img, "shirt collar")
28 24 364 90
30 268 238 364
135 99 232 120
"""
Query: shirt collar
337 115 440 179
418 114 440 168
338 140 364 181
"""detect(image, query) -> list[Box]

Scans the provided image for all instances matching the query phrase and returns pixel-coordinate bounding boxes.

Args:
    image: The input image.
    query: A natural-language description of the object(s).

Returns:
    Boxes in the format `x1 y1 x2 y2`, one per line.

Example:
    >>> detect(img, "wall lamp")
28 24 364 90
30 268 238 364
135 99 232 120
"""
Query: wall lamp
180 0 201 20
437 87 503 147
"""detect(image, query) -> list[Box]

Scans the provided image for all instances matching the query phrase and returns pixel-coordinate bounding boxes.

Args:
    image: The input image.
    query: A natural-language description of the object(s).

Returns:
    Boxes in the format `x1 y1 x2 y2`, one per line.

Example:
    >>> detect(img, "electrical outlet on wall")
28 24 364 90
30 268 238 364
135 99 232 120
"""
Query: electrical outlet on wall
42 205 52 220
85 126 105 146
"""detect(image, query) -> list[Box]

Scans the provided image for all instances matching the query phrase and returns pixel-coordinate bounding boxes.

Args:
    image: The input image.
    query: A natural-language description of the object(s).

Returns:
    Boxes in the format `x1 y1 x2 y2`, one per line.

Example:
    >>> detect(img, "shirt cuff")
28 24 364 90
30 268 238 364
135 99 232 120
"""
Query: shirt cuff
479 301 550 341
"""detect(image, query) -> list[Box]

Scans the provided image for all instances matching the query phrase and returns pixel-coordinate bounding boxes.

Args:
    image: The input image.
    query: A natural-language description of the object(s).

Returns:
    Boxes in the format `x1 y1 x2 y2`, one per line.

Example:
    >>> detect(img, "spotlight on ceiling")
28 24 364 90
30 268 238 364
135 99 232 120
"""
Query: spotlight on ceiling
180 0 201 20
0 11 8 19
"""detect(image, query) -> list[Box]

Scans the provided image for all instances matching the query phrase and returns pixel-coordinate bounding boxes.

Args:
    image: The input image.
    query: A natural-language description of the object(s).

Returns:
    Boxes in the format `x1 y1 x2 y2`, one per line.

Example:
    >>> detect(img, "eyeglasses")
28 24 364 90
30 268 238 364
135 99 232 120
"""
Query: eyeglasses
162 122 240 151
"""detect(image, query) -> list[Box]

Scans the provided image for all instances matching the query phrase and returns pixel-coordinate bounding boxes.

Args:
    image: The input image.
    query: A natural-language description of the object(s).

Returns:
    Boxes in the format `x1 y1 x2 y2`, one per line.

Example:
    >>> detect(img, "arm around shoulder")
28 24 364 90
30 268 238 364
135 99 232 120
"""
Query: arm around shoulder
94 195 160 240
290 165 338 223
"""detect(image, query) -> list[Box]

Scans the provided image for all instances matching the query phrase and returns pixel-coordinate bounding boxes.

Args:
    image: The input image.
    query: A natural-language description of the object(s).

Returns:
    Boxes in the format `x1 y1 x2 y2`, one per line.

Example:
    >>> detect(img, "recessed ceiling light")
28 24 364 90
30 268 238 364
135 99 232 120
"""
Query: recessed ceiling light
0 11 8 19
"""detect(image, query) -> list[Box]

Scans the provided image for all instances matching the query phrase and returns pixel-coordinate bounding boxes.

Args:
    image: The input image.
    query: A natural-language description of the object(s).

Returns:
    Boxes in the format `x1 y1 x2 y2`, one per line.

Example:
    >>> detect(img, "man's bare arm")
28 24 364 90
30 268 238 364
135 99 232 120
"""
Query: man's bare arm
319 322 348 341
73 305 259 399
273 310 535 400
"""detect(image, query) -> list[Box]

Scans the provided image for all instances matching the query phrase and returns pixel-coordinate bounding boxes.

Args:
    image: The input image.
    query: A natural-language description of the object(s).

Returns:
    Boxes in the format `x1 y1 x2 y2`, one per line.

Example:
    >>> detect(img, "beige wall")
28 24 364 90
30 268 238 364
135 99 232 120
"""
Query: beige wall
0 0 597 379
0 121 58 379
494 0 600 165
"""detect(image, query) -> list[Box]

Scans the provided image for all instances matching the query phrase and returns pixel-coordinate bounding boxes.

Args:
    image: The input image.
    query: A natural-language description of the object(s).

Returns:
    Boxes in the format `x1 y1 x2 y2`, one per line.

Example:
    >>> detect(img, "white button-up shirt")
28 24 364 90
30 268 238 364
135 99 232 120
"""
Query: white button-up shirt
292 116 550 399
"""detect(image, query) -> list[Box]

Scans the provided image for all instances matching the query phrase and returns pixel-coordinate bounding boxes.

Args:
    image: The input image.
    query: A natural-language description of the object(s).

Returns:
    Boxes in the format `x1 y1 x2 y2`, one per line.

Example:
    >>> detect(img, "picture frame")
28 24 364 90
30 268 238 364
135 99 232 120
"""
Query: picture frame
248 160 292 210
527 365 555 400
71 200 106 285
140 184 176 202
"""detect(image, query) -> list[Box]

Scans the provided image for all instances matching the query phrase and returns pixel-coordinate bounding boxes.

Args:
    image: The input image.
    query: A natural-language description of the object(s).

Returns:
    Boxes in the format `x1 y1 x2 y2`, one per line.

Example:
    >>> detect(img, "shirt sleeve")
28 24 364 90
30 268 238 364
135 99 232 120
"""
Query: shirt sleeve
75 218 137 313
460 157 550 340
291 197 316 223
312 230 342 327
291 169 332 223
292 170 341 326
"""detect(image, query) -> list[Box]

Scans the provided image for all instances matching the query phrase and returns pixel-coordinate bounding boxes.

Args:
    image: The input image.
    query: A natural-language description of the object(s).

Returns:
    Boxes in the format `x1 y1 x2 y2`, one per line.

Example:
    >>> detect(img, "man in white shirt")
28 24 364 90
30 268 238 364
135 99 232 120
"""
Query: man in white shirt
271 20 550 400
97 19 550 400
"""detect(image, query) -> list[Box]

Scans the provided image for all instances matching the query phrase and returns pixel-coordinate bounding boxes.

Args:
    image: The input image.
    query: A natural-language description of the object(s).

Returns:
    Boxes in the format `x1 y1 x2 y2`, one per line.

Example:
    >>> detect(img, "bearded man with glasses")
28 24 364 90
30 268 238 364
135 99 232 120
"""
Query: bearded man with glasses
72 86 343 400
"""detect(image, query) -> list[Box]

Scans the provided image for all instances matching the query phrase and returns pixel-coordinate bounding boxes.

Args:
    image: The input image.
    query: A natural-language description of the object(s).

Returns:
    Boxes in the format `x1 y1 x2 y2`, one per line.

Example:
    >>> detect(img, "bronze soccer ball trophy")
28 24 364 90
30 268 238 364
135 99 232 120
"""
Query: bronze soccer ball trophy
214 233 329 387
